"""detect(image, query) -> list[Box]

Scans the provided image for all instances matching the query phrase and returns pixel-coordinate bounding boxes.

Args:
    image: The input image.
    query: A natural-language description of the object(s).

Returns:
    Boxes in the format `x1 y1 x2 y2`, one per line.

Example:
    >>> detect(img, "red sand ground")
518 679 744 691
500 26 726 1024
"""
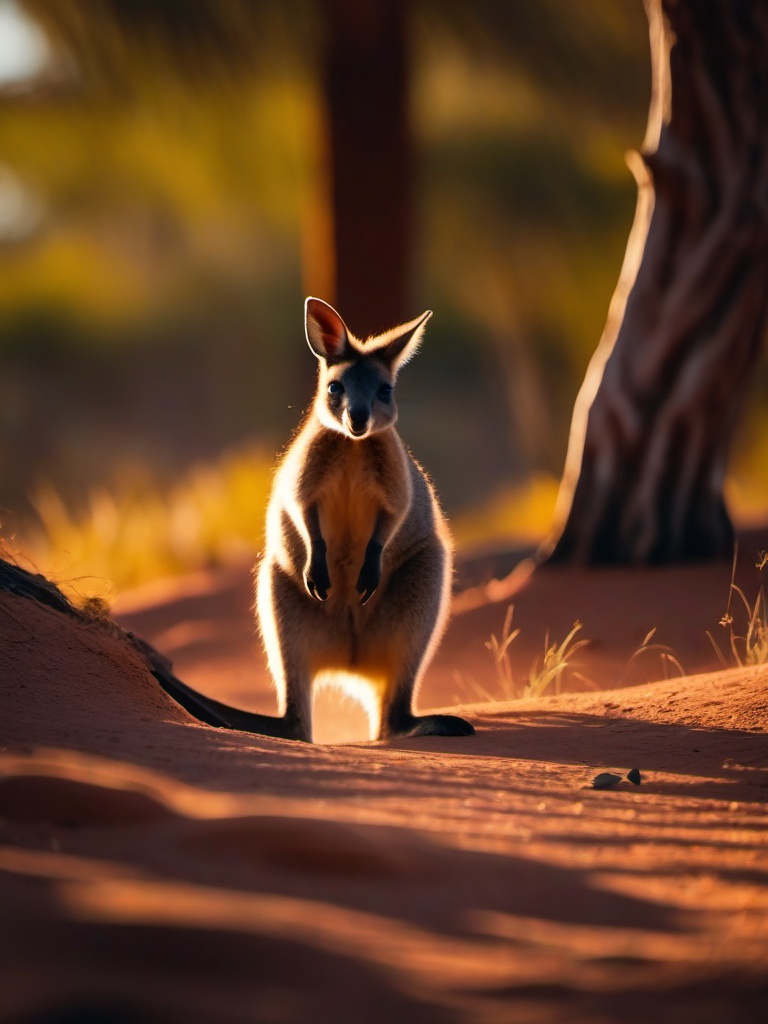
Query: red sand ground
1 536 768 1022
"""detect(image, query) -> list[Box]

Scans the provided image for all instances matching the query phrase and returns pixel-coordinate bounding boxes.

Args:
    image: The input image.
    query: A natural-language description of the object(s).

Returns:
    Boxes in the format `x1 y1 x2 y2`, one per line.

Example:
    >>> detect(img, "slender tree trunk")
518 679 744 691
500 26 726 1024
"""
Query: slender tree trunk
305 0 412 334
543 0 768 565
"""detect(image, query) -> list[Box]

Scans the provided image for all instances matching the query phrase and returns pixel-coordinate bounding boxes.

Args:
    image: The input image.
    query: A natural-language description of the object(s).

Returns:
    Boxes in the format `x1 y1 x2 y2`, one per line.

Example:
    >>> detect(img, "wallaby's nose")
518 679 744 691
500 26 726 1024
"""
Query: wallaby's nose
347 406 369 436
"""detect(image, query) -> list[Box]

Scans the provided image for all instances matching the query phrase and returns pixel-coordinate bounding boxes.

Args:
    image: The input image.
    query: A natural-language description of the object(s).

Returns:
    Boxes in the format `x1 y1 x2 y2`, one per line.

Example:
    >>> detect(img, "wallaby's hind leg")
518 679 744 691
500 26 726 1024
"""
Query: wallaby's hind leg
253 562 314 742
372 545 474 741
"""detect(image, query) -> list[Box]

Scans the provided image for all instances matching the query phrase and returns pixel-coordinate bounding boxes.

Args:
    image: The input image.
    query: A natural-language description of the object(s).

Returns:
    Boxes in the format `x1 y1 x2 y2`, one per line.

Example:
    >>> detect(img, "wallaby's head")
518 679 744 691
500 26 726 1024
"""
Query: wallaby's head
305 297 432 440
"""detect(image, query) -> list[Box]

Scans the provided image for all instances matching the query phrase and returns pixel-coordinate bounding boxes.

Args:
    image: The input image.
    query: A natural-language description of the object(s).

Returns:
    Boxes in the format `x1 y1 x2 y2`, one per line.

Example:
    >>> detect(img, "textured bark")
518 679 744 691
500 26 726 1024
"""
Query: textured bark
306 0 413 334
544 0 768 565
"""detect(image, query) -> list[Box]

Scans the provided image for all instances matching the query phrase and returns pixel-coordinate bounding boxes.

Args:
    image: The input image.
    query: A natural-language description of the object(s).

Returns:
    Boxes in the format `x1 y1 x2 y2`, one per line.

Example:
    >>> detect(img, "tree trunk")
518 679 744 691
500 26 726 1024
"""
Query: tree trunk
543 0 768 565
305 0 412 334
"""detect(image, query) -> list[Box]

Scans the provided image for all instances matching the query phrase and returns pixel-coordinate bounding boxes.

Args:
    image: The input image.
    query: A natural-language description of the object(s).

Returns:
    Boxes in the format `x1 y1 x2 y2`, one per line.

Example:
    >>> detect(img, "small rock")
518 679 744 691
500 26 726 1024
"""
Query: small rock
591 772 623 790
627 768 642 786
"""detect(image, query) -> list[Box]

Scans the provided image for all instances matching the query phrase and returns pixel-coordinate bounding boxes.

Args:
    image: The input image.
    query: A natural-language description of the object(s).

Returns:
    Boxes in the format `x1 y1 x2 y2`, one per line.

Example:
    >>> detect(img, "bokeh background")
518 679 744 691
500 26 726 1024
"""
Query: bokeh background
1 0 766 596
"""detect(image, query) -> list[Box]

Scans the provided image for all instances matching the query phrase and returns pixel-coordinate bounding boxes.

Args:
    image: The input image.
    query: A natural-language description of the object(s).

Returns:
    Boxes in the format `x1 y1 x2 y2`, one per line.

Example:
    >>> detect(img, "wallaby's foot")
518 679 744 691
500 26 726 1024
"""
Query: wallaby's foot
405 714 475 737
382 713 475 740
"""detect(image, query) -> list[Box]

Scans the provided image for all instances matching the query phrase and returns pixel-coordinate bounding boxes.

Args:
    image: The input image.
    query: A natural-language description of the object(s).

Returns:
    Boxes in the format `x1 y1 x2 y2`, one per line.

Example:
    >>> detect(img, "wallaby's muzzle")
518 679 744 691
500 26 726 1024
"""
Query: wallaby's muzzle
345 407 370 437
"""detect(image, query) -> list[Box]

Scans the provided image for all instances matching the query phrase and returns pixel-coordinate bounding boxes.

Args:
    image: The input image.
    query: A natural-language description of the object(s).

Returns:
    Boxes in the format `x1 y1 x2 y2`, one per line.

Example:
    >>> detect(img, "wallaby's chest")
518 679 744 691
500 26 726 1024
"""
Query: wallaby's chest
315 445 388 552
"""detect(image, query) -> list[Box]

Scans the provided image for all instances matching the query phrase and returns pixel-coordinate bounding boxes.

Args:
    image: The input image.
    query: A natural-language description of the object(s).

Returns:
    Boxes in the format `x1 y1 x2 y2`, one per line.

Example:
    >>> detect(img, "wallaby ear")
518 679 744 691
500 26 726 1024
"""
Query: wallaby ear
305 297 352 363
369 309 432 371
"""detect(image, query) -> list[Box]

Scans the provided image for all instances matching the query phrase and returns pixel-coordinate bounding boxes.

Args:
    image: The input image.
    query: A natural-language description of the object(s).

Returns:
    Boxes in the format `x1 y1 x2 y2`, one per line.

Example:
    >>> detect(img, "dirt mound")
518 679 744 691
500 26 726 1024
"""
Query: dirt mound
0 591 193 750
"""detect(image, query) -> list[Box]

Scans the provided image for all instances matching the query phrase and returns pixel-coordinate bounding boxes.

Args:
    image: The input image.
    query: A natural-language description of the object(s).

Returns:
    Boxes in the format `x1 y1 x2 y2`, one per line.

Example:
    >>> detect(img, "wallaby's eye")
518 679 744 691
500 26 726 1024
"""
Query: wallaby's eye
377 383 393 402
328 381 344 396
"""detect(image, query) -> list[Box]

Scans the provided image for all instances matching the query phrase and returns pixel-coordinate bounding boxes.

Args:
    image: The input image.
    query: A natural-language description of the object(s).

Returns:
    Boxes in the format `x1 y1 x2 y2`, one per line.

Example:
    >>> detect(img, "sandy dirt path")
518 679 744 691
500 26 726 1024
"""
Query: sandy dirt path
1 540 767 1022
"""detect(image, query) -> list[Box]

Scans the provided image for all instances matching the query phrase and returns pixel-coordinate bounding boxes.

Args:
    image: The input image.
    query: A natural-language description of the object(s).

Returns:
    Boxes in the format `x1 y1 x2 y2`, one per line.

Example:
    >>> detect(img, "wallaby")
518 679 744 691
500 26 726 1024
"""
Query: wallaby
247 297 474 743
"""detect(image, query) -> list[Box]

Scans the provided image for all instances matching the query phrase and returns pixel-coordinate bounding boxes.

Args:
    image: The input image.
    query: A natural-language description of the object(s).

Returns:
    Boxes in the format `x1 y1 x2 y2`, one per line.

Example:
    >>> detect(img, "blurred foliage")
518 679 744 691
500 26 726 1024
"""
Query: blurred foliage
413 7 649 470
15 445 273 598
1 0 766 590
451 473 558 551
726 405 768 527
0 12 314 323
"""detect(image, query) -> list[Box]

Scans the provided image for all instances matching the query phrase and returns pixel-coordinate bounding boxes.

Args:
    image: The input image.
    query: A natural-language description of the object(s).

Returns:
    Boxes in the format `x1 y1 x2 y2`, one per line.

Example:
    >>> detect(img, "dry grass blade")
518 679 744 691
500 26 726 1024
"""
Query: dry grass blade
451 669 491 705
623 627 685 682
708 549 768 668
731 584 768 666
525 621 588 699
484 604 520 699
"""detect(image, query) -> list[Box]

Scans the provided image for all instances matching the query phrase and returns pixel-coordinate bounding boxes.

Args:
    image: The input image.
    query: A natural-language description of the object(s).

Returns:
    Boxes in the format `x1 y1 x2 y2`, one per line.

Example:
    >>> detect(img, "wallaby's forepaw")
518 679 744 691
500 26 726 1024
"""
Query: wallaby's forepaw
304 556 330 602
356 554 381 605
